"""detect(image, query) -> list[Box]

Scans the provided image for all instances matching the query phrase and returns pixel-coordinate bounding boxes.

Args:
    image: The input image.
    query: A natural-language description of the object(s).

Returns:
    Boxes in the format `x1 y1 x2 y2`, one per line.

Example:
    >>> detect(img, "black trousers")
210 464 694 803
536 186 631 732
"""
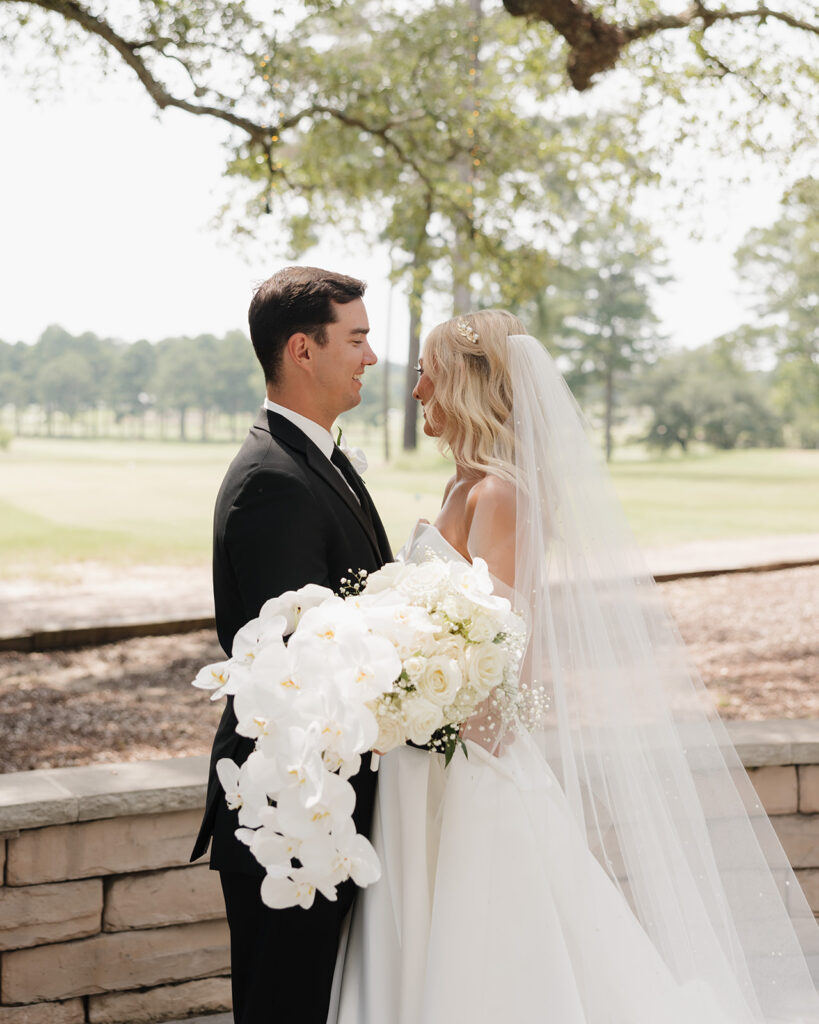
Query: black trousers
219 871 350 1024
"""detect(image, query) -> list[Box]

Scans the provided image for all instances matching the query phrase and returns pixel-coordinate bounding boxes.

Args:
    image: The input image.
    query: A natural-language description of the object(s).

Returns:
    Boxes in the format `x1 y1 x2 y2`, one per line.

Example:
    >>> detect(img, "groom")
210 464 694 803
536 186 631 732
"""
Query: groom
191 266 393 1023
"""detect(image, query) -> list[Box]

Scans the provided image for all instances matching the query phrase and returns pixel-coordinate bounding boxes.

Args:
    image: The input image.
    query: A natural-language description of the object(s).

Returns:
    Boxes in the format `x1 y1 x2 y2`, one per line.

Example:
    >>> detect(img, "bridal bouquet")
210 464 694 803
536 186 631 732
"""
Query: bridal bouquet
193 557 526 909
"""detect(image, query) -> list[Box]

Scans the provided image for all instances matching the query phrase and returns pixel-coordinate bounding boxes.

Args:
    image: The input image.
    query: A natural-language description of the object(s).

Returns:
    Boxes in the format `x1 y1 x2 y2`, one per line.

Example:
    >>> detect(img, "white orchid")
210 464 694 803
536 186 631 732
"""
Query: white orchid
191 659 233 699
300 822 381 890
258 584 335 636
274 771 356 842
236 811 300 879
215 757 270 829
232 656 298 743
448 558 513 614
261 872 319 910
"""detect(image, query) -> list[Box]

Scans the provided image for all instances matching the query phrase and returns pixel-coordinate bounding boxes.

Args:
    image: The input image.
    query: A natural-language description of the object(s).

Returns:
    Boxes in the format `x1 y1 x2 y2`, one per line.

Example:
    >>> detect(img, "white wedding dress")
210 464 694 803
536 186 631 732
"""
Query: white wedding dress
327 523 753 1024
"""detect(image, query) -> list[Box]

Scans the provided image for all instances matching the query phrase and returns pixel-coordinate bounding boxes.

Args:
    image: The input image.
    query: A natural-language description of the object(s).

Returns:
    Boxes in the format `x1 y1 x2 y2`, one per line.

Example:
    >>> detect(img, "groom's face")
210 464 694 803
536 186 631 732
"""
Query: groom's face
311 298 376 422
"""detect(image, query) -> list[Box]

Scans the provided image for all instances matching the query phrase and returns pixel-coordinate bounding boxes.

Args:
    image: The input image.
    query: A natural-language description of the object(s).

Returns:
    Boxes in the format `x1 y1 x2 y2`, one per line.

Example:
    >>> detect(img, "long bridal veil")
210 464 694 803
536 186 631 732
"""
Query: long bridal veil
494 334 818 1022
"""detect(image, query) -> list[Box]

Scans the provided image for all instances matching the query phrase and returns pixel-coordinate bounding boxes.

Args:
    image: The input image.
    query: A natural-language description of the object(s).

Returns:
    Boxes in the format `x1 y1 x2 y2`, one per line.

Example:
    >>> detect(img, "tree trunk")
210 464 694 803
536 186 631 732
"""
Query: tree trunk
403 298 422 452
179 407 187 441
451 0 482 314
604 353 614 462
402 253 431 452
382 280 393 463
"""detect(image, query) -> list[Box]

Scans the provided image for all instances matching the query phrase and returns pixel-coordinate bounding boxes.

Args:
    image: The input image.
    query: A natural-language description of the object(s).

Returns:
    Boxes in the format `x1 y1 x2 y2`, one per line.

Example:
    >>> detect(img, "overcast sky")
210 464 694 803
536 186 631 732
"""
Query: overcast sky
0 56 793 365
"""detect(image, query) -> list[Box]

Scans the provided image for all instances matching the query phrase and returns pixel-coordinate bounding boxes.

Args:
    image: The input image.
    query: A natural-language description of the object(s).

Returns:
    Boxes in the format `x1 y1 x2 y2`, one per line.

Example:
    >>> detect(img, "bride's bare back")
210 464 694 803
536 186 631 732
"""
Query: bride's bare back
434 471 517 591
434 469 517 754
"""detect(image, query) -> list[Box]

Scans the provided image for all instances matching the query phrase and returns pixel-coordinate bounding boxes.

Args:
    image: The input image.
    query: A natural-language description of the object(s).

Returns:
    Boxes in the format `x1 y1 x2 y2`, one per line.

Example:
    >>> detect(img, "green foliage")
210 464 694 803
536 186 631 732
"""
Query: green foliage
513 209 666 458
226 0 652 307
733 177 819 448
634 344 783 452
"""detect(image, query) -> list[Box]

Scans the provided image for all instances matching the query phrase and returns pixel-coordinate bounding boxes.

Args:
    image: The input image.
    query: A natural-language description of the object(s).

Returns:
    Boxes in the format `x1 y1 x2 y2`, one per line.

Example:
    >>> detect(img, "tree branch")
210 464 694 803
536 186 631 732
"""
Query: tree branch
502 0 818 89
14 0 272 140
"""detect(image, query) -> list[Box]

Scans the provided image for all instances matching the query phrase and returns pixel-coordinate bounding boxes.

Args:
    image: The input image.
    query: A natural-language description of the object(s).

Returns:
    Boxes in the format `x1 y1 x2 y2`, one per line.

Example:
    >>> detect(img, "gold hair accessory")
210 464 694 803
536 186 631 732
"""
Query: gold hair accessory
456 318 479 344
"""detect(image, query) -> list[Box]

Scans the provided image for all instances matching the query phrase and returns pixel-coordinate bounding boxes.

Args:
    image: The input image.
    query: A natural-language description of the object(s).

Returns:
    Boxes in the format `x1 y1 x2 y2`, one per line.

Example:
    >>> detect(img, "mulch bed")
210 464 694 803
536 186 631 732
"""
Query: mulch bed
1 566 816 773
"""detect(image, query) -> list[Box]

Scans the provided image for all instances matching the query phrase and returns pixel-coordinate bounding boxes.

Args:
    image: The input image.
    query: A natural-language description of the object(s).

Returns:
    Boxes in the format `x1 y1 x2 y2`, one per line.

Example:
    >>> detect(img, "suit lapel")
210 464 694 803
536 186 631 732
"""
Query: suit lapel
262 408 382 561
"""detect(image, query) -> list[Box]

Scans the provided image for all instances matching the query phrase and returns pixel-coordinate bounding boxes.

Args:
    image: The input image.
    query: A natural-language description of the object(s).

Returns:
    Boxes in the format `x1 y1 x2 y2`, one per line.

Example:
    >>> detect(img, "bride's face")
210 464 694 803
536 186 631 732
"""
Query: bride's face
412 356 443 437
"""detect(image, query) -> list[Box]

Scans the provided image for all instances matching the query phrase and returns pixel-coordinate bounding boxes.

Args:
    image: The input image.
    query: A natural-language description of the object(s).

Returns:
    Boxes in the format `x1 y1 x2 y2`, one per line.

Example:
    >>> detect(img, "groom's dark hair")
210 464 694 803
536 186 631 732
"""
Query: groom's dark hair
249 266 366 385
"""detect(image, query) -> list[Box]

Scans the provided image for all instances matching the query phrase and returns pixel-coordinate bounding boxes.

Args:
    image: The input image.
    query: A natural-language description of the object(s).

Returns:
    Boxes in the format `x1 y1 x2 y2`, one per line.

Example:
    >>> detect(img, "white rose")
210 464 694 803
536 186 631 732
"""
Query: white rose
397 560 450 607
403 656 426 682
416 654 462 707
403 695 444 746
466 642 506 697
363 561 410 594
466 610 499 643
374 711 406 753
436 634 467 663
439 593 471 623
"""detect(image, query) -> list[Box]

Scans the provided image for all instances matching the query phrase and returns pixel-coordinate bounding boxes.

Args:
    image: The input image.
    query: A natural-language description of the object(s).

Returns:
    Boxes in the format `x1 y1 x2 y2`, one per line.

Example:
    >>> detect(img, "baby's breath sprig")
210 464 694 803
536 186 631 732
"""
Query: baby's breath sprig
338 567 369 597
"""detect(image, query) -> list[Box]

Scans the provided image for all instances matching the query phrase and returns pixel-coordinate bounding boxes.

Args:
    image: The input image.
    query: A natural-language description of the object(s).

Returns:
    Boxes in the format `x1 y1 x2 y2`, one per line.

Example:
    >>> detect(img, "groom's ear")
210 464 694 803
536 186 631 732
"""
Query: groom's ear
284 332 314 374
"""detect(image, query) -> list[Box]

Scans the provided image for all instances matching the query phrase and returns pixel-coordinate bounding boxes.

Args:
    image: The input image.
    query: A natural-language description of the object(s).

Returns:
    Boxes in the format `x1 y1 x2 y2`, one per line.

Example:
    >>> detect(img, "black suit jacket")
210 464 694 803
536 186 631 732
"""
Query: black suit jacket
191 408 392 873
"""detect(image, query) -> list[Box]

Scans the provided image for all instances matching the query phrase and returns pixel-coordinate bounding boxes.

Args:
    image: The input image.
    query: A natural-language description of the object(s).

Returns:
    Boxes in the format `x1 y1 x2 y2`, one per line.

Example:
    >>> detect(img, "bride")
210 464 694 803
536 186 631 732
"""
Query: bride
329 310 819 1023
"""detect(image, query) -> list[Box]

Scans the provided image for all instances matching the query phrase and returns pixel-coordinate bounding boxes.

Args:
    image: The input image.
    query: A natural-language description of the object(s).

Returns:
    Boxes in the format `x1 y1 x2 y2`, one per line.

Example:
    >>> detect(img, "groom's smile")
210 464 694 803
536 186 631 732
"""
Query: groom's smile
311 297 376 425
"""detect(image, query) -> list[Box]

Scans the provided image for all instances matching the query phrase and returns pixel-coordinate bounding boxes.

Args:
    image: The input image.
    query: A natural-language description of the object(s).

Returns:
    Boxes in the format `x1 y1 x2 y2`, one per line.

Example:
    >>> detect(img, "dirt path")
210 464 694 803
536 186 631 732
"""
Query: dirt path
1 565 816 773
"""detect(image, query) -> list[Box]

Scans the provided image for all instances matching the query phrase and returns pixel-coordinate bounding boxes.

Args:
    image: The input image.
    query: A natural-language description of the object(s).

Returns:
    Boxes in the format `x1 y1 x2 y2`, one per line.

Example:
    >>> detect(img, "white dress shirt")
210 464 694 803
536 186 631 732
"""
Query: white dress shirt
263 397 335 459
263 397 357 500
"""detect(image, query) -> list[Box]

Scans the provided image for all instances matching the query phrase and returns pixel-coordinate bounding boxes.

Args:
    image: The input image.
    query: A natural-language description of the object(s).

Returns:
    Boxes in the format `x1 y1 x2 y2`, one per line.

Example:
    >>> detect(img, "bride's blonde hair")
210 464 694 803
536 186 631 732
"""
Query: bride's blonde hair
422 309 524 482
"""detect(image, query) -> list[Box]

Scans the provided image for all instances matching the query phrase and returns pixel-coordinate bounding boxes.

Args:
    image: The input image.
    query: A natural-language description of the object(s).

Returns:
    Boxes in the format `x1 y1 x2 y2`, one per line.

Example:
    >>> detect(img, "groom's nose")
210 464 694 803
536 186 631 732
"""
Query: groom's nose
362 340 377 366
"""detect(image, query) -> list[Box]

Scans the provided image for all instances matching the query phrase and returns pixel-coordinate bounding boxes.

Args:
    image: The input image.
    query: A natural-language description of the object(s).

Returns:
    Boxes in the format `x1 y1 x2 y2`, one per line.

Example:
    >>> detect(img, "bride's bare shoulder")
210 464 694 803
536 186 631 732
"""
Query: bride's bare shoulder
466 473 516 522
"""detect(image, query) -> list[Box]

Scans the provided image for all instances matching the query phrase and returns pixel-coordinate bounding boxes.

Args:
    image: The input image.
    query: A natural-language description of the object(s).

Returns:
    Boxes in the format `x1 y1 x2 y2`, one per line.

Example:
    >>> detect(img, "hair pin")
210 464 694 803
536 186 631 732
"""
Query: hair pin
456 318 479 344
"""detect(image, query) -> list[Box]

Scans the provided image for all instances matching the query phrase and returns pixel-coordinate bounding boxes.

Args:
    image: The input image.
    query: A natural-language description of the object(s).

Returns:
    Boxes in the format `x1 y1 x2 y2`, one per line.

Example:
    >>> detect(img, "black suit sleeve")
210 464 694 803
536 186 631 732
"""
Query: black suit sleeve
225 469 332 625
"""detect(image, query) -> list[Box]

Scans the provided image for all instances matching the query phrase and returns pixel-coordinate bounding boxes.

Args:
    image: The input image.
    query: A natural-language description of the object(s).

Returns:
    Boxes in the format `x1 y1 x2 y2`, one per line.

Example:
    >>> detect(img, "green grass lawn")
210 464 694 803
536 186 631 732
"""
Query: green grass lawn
1 433 817 578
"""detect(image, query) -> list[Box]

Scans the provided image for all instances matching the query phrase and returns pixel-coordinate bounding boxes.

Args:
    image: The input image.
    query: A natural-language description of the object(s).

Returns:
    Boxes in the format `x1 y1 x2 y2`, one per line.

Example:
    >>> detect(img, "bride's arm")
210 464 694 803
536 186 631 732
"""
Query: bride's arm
461 475 517 754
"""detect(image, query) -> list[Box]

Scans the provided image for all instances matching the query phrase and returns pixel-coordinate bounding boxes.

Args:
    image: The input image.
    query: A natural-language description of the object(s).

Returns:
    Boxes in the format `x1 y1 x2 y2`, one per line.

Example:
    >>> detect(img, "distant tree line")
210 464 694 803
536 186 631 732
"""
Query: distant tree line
0 326 406 442
1 175 814 454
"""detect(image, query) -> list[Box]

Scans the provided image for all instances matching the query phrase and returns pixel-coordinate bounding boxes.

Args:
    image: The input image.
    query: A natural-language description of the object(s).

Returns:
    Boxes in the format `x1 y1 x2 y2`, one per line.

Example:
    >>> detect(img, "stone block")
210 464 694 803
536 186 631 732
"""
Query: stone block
104 864 224 931
6 809 202 885
55 757 208 823
799 765 819 814
0 773 76 834
0 878 102 950
88 975 231 1024
772 815 819 869
1 919 230 1004
794 869 819 915
747 766 798 815
725 719 819 768
0 999 85 1024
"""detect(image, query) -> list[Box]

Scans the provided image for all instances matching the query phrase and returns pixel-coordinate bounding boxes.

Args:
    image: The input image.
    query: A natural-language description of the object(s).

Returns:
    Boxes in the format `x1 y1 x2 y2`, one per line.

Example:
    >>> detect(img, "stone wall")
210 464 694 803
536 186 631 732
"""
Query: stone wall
0 757 229 1024
1 721 818 1023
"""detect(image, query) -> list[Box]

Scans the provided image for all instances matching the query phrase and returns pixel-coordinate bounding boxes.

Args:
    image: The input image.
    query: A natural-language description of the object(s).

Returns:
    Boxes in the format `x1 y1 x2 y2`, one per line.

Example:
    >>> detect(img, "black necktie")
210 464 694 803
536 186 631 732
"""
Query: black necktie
331 446 367 506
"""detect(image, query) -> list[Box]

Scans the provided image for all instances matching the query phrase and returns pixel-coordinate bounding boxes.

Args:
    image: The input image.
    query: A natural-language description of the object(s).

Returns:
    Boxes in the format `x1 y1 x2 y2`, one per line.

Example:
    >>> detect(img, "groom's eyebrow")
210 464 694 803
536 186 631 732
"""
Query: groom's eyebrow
349 326 370 336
